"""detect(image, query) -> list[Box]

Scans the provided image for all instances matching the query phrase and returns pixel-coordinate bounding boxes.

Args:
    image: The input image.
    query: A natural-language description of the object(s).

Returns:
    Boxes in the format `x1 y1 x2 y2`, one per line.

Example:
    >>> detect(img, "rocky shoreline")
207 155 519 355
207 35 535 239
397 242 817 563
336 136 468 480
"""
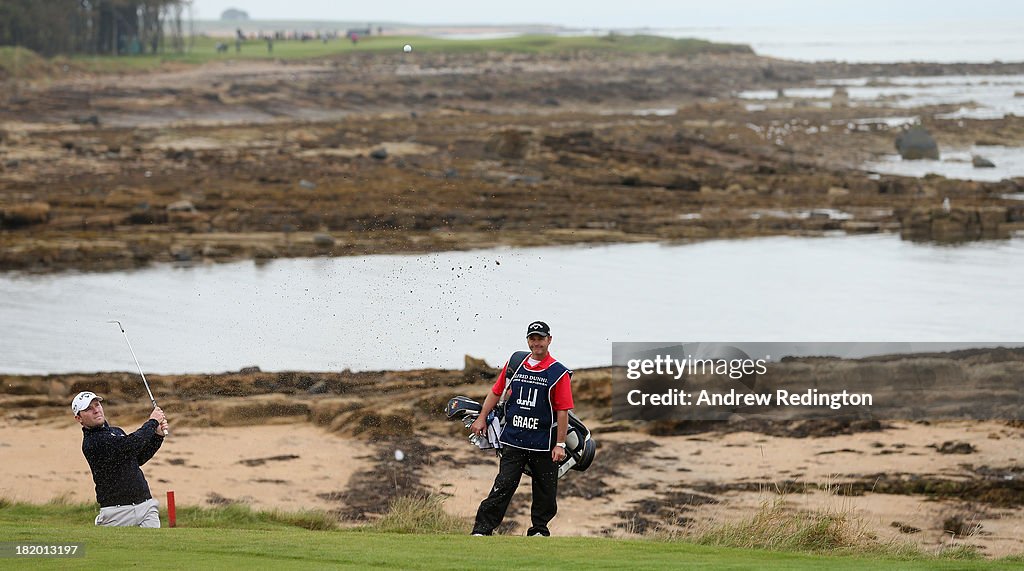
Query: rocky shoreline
2 52 1023 273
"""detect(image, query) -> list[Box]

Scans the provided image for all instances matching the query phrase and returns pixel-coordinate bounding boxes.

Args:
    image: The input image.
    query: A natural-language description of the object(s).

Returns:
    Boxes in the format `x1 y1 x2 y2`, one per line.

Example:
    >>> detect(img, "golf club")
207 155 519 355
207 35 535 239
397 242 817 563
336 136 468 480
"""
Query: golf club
108 320 168 435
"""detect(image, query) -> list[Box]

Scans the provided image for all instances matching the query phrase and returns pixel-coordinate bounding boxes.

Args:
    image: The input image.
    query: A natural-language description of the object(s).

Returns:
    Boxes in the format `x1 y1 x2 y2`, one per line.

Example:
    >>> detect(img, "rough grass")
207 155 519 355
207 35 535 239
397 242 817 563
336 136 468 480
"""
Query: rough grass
693 497 881 553
176 503 339 531
0 46 54 80
371 494 470 534
0 497 338 531
688 496 984 561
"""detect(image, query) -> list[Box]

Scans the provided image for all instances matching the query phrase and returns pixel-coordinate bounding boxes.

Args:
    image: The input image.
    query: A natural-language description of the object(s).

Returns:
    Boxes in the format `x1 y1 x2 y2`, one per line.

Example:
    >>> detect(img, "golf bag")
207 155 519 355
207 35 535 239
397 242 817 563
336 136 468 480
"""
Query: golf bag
445 394 597 480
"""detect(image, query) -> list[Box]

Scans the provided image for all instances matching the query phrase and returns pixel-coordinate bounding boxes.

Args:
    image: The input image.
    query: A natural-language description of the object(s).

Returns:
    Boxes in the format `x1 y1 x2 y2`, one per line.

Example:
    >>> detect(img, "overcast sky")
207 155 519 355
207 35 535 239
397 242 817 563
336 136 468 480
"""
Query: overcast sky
191 0 1022 28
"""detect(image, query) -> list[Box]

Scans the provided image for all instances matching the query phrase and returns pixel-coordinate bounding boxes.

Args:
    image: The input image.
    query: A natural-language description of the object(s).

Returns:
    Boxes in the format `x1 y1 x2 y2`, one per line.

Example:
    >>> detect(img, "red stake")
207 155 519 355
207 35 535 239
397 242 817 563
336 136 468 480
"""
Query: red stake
167 490 176 528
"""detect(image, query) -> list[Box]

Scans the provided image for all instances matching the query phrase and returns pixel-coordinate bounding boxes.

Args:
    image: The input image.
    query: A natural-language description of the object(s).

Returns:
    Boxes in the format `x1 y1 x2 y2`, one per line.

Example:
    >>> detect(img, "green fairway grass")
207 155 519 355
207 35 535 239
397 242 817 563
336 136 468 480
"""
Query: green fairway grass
45 33 751 75
2 500 1020 570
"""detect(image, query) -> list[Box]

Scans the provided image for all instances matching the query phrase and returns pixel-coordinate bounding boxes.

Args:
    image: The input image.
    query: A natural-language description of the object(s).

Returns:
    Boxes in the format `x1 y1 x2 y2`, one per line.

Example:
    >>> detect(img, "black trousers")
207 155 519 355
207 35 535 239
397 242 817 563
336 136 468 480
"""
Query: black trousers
472 445 559 536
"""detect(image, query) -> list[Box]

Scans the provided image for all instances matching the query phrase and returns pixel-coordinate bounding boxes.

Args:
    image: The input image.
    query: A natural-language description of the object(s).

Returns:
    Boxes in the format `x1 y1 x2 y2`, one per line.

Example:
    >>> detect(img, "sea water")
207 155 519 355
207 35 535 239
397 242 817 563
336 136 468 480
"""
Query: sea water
1 235 1021 374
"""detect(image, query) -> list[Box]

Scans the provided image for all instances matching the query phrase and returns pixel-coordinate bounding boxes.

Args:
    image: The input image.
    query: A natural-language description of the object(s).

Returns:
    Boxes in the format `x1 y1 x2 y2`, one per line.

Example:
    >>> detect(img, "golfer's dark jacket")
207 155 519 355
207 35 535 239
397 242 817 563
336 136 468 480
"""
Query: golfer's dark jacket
82 420 163 507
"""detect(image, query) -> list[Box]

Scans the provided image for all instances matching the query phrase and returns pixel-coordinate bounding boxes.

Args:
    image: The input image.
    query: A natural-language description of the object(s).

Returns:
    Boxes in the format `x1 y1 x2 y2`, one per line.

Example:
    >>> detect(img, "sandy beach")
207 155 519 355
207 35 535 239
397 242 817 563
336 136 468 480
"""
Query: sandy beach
2 367 1021 555
2 418 1020 555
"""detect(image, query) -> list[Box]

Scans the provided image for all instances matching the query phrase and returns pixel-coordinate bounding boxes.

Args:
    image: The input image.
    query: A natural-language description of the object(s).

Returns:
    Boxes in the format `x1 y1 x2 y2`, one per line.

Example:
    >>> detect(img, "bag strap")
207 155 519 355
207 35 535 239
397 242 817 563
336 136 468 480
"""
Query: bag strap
495 351 529 423
505 351 530 382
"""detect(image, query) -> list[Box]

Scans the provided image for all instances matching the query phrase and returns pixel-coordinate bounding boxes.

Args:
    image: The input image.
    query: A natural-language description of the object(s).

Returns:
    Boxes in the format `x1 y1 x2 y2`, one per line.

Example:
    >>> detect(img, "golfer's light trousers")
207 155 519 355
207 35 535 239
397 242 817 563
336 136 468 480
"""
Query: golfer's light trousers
95 498 160 528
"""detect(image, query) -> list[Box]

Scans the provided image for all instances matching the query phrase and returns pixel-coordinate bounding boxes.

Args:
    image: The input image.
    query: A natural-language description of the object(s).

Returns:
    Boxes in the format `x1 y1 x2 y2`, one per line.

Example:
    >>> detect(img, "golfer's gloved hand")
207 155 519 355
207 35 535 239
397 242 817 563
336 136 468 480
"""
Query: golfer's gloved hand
150 407 165 423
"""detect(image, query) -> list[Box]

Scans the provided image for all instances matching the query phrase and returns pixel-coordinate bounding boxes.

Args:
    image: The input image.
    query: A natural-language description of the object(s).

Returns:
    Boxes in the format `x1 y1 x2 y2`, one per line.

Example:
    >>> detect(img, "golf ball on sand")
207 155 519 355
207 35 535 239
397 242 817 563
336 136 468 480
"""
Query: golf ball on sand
403 44 413 53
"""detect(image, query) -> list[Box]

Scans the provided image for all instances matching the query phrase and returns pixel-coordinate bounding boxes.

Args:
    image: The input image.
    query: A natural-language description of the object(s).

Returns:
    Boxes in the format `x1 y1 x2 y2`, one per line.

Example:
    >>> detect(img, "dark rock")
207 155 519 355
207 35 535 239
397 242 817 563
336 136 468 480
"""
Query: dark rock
170 245 193 262
239 366 261 374
1 202 50 228
1007 205 1024 222
72 114 100 126
308 381 329 394
485 129 532 160
165 149 194 161
878 179 905 194
253 247 277 259
972 155 996 168
201 244 230 258
936 441 976 454
127 205 166 225
369 148 388 160
891 521 921 534
464 354 497 382
312 233 335 247
507 174 542 184
943 515 982 537
667 175 701 191
895 126 939 160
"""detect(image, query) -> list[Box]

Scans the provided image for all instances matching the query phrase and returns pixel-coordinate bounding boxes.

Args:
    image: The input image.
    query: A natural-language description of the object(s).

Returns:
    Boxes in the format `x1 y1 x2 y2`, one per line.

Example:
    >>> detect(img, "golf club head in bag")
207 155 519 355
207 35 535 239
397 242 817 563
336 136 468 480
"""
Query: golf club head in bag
445 395 482 421
444 395 596 480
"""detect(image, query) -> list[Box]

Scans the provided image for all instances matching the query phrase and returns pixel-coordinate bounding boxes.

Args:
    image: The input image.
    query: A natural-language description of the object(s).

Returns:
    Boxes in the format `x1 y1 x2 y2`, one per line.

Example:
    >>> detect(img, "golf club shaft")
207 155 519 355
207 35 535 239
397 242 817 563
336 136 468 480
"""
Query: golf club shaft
109 321 168 435
122 331 156 405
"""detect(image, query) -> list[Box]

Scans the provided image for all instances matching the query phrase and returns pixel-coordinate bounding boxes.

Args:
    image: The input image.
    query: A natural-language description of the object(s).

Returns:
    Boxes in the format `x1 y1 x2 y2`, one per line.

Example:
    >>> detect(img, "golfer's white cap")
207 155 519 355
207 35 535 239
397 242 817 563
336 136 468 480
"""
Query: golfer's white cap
71 391 103 415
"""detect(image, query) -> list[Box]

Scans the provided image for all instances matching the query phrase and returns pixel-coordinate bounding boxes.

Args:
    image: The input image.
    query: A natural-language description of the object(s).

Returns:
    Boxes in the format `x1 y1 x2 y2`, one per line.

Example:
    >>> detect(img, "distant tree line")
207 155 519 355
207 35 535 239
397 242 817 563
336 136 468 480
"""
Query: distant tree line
0 0 190 56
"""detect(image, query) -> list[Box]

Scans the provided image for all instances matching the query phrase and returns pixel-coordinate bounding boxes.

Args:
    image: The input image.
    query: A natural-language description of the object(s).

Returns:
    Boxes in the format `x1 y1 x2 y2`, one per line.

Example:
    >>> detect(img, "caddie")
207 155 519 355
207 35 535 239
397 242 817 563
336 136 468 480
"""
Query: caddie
469 320 574 536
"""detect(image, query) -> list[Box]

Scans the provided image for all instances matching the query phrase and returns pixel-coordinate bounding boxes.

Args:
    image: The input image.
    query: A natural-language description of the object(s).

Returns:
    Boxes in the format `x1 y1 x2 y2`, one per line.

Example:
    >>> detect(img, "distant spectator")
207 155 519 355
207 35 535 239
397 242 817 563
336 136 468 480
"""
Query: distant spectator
266 36 273 54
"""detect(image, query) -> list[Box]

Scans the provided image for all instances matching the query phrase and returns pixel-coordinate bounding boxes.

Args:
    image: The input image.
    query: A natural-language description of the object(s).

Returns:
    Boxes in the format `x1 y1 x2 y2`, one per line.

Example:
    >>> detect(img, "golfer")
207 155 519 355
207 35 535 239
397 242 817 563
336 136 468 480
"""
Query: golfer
469 321 574 537
72 391 168 527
